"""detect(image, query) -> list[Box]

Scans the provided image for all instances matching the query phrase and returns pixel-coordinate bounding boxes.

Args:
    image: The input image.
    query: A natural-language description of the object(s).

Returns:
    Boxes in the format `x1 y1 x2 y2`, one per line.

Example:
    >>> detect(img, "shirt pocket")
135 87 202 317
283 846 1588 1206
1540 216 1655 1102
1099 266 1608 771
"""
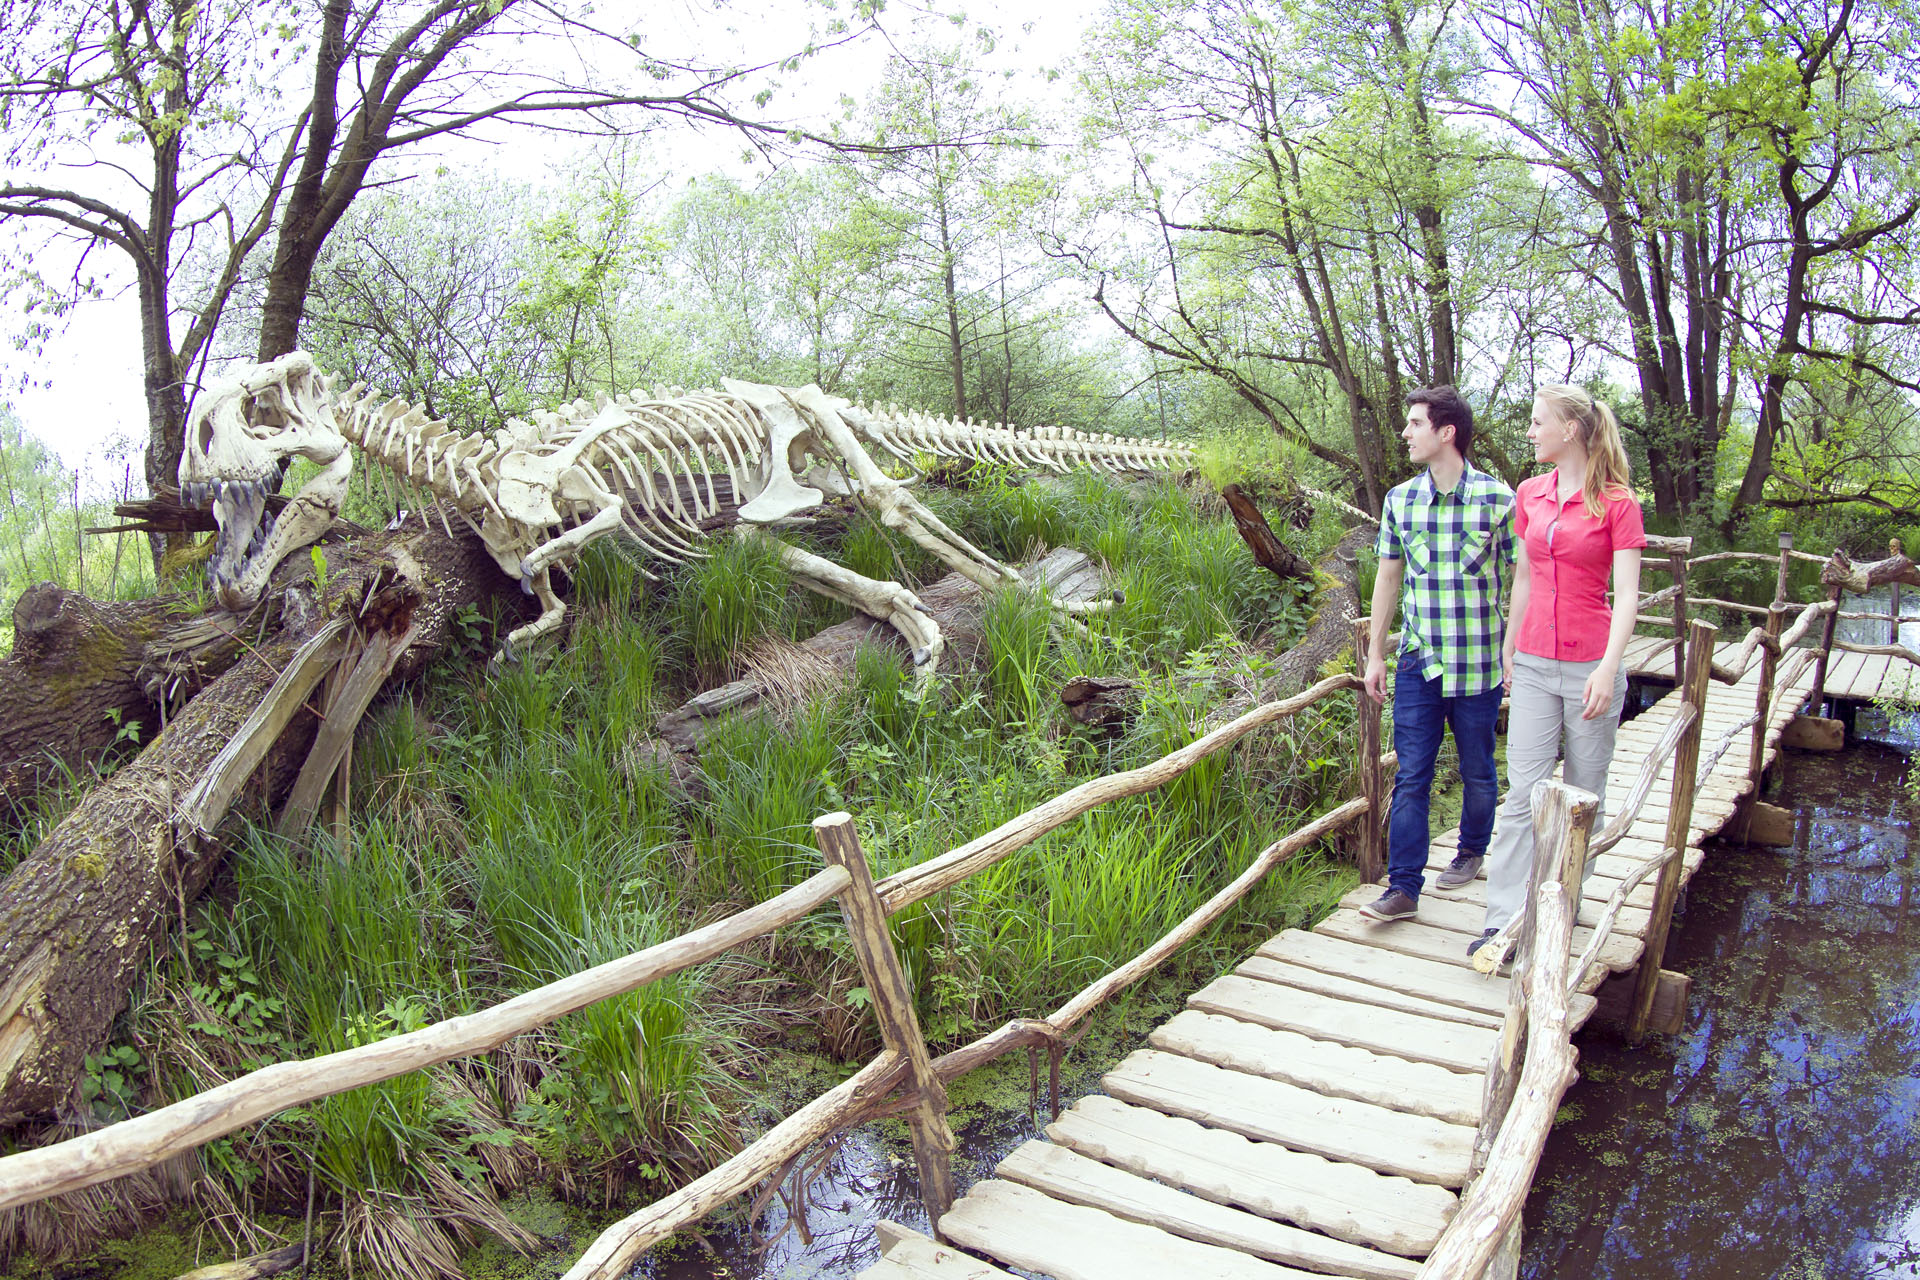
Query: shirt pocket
1403 528 1433 577
1459 526 1495 577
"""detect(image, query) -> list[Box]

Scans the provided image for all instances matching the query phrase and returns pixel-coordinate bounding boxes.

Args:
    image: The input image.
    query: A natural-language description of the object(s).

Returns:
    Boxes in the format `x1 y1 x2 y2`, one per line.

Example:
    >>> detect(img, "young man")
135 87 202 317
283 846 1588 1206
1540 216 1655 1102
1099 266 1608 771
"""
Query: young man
1360 387 1516 922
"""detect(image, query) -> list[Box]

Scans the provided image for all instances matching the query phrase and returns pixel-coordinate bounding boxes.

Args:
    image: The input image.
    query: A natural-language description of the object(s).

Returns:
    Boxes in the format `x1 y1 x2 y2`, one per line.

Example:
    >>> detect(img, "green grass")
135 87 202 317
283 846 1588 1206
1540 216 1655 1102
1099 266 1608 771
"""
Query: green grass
3 464 1367 1275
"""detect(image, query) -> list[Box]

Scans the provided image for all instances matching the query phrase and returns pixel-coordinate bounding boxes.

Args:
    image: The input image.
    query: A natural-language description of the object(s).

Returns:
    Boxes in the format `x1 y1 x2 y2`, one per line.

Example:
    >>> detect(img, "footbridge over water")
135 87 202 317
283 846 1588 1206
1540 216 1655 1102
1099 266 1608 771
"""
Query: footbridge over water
1 535 1917 1280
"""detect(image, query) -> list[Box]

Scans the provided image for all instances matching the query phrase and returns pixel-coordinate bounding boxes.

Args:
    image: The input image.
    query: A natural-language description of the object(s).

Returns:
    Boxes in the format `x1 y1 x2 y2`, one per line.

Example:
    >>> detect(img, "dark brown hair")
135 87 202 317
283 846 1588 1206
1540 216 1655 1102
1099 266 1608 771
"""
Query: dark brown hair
1406 385 1474 460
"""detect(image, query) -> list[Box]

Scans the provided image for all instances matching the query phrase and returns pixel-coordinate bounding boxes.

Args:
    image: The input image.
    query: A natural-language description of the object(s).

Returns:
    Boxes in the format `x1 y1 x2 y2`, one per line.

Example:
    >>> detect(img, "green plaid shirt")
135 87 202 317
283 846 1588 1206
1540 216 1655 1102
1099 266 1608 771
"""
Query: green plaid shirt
1375 465 1517 696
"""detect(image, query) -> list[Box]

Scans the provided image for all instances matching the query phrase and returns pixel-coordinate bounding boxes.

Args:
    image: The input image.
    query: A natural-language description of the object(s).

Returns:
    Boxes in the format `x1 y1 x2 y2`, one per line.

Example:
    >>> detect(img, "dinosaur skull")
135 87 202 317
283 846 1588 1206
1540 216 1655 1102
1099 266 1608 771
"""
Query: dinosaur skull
178 352 352 611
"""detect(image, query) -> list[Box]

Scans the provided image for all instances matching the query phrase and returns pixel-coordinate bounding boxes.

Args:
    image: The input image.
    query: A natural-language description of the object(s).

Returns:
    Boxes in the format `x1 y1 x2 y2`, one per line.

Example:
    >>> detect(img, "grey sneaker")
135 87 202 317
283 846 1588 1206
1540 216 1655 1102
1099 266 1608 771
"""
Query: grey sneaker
1359 889 1417 923
1466 928 1500 959
1434 854 1484 891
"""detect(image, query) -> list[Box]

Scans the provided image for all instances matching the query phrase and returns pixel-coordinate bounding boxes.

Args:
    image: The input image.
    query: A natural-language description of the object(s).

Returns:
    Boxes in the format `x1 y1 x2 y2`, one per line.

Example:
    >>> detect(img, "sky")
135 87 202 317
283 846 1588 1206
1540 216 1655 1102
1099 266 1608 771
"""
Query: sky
1 0 1103 498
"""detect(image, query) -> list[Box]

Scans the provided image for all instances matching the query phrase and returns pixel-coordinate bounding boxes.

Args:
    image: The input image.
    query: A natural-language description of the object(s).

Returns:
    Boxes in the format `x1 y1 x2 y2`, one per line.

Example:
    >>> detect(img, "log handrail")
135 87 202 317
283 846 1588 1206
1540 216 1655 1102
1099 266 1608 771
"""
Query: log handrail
1587 703 1696 858
1421 882 1579 1278
0 866 856 1210
1831 637 1920 665
873 671 1362 914
0 659 1374 1270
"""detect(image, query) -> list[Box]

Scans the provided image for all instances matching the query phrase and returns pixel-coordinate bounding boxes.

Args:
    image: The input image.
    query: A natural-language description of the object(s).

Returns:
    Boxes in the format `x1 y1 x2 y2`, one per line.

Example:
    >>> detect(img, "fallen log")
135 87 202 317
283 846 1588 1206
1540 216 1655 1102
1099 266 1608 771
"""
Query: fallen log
1048 524 1369 732
1060 675 1139 728
0 525 526 1123
654 546 1104 752
1821 547 1920 595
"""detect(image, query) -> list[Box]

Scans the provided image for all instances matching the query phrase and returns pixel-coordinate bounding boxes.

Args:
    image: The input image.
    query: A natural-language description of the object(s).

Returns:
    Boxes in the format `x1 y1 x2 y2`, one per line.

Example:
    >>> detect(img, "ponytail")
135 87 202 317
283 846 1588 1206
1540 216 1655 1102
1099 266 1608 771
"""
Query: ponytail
1536 384 1632 518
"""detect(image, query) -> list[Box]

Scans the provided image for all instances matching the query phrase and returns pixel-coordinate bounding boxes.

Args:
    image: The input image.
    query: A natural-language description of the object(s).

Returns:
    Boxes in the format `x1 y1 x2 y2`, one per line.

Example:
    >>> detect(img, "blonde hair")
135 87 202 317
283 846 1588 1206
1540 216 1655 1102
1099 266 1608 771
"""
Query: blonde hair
1535 384 1631 518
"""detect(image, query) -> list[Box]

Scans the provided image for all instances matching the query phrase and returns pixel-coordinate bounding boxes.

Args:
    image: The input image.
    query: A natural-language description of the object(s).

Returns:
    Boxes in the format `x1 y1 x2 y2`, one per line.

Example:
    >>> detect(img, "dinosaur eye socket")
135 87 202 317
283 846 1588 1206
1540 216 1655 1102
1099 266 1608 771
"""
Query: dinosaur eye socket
196 413 215 457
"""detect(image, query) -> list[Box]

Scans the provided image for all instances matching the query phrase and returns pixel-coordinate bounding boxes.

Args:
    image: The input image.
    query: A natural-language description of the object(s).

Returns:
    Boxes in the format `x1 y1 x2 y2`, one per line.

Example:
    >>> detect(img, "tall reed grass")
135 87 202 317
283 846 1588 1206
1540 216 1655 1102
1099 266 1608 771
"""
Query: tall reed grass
7 461 1360 1275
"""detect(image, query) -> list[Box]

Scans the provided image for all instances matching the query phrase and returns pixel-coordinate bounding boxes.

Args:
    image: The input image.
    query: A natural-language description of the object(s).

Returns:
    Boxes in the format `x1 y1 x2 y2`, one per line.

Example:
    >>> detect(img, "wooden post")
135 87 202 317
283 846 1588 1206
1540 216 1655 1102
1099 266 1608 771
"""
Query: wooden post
1629 619 1715 1042
1353 616 1386 886
1669 550 1690 683
1809 580 1844 715
1512 780 1597 975
1746 533 1793 791
813 813 957 1233
1472 780 1595 1178
1892 538 1906 646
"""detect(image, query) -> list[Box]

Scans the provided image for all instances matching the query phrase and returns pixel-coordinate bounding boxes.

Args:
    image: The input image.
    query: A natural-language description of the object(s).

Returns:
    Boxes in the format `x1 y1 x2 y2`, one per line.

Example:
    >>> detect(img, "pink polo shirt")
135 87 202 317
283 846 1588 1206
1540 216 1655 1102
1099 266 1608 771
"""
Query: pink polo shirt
1514 474 1647 661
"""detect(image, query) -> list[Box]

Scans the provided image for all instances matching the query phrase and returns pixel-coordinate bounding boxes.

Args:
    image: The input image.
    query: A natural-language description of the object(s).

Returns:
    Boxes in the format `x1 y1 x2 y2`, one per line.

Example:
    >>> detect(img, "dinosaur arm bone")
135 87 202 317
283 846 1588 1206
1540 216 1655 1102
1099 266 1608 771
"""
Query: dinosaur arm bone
753 530 944 676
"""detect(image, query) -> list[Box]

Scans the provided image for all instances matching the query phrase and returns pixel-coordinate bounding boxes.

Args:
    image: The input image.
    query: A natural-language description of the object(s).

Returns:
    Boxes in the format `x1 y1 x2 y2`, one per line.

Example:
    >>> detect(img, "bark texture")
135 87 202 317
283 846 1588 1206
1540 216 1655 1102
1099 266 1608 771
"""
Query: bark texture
655 547 1102 753
1050 524 1369 731
0 525 526 1123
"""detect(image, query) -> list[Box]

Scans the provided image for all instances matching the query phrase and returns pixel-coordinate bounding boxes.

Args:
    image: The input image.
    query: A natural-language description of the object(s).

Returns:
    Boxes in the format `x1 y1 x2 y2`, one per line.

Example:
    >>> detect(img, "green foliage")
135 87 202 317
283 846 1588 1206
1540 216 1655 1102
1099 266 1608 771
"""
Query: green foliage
78 1045 145 1123
669 533 794 683
0 417 158 651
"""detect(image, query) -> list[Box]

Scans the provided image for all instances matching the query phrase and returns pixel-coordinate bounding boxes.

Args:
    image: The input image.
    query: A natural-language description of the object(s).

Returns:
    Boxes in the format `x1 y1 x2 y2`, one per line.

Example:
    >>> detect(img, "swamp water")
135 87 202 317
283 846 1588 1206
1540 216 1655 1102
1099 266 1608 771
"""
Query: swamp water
1525 708 1920 1278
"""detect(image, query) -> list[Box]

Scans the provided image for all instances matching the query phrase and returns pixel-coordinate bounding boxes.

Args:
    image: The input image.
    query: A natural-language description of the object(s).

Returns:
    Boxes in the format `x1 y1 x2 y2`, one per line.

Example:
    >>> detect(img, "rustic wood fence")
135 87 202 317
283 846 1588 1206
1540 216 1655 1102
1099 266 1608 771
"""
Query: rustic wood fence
0 669 1377 1276
3 529 1918 1276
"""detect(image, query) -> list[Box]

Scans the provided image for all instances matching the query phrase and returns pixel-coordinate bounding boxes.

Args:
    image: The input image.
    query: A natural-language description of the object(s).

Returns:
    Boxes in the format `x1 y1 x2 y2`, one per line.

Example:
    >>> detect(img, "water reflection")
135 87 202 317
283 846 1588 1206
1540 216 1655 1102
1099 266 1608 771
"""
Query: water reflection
1524 714 1920 1279
629 1054 1111 1278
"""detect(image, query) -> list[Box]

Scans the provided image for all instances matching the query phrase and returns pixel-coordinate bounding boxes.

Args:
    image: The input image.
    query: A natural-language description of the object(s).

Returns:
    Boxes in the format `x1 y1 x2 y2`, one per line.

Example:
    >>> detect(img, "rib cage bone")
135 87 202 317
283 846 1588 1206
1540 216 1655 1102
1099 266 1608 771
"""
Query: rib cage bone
177 352 1194 668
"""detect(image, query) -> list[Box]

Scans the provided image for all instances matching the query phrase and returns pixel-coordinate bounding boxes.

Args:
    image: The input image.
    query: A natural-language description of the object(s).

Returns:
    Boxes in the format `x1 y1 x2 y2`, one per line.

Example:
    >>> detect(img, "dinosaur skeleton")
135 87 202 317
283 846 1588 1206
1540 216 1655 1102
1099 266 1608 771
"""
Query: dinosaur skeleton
177 352 1193 666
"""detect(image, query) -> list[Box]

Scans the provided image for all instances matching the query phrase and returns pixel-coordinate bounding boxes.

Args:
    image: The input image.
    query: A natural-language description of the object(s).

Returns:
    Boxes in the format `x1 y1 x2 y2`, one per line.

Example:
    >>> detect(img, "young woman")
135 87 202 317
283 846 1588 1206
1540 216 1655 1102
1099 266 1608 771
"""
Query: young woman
1464 385 1645 959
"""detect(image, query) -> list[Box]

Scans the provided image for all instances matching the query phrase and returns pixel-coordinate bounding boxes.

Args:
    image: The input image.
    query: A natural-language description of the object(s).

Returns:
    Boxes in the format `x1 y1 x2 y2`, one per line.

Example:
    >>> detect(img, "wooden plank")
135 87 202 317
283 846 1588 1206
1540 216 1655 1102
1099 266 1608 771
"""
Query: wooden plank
864 1223 1016 1279
939 1179 1317 1280
995 1142 1420 1280
1047 1096 1457 1258
1189 972 1498 1074
1102 1048 1476 1186
1257 929 1512 1017
1152 1008 1483 1125
1061 1106 1446 1259
1879 653 1919 703
1315 907 1641 975
1862 653 1896 700
1235 954 1503 1029
1405 878 1651 936
1423 851 1660 909
1825 649 1869 698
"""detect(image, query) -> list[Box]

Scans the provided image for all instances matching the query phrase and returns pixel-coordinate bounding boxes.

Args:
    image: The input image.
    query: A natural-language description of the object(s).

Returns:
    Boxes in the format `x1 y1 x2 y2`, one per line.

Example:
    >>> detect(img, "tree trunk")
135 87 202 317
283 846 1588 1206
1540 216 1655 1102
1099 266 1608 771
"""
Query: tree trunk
1051 524 1370 732
655 547 1103 753
0 526 527 1123
0 497 375 819
0 586 181 817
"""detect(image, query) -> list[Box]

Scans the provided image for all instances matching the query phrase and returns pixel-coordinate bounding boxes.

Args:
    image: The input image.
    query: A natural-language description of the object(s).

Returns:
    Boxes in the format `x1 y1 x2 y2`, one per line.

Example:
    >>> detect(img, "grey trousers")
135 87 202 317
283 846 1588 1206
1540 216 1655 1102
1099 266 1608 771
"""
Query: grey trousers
1483 652 1628 931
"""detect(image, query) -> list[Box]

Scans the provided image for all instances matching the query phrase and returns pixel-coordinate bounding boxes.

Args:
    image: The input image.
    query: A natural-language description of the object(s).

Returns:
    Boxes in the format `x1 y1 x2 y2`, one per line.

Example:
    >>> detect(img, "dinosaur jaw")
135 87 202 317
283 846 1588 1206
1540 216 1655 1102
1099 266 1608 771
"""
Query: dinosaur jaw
184 476 280 611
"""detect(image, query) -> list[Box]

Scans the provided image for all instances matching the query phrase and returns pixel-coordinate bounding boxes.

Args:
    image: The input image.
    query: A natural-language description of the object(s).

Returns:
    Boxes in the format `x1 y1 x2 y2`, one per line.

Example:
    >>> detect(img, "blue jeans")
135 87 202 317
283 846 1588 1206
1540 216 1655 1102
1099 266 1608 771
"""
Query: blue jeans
1386 663 1502 901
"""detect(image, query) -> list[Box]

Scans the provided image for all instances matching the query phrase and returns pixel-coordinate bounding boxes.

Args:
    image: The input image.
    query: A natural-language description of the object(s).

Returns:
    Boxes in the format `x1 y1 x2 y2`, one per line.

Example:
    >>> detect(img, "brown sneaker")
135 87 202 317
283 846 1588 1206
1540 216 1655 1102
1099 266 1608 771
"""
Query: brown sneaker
1434 854 1484 891
1359 889 1418 922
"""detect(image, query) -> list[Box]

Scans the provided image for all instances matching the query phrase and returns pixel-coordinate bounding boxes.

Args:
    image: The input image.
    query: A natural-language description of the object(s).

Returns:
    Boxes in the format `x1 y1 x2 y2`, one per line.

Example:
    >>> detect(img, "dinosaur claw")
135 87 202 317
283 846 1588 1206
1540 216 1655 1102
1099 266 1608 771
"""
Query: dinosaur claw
1111 588 1125 605
911 646 931 666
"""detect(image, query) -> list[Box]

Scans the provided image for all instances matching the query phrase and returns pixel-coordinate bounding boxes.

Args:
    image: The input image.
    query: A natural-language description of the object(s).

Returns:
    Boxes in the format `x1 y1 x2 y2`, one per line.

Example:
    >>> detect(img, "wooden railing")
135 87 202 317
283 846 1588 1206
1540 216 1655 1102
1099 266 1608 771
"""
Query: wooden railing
1424 576 1873 1276
0 670 1376 1276
8 525 1913 1276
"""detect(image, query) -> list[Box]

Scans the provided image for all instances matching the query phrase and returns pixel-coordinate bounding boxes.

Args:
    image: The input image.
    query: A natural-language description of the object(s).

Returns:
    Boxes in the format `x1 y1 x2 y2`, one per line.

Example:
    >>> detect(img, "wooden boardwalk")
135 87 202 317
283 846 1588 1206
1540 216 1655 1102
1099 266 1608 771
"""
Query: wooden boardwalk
861 651 1819 1280
1623 632 1918 704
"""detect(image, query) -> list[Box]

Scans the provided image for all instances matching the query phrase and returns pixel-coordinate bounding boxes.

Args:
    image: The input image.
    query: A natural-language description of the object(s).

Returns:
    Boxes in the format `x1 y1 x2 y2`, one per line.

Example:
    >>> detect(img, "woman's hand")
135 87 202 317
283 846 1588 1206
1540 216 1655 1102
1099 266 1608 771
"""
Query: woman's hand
1502 651 1515 693
1581 661 1619 720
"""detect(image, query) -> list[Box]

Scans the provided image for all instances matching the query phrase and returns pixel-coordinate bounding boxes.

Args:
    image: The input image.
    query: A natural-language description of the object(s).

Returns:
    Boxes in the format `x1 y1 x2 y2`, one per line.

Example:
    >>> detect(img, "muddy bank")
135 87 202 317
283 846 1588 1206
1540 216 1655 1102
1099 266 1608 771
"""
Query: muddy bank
1524 712 1920 1278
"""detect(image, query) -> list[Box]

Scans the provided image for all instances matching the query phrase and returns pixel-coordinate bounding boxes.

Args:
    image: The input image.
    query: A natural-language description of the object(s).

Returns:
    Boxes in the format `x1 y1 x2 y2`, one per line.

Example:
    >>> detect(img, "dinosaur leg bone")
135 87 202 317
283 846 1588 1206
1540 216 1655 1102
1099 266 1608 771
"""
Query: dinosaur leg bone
871 486 1021 591
493 568 568 669
519 474 629 579
749 530 945 678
